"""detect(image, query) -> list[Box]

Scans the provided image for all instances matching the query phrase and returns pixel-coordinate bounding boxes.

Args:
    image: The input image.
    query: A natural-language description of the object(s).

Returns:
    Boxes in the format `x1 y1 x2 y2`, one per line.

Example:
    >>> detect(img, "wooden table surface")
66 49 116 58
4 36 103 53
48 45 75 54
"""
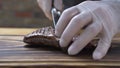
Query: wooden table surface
0 28 120 68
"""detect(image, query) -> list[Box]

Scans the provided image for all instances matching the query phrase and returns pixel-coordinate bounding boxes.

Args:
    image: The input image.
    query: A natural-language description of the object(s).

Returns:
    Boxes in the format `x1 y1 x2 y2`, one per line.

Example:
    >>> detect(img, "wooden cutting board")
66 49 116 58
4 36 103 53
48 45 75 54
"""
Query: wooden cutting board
0 35 119 67
0 28 119 68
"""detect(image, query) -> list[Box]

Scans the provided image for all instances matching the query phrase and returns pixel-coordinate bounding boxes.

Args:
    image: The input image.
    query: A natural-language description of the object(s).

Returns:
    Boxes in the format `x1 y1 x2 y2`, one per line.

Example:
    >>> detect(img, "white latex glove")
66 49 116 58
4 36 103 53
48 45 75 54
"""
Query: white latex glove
37 0 63 20
55 1 120 60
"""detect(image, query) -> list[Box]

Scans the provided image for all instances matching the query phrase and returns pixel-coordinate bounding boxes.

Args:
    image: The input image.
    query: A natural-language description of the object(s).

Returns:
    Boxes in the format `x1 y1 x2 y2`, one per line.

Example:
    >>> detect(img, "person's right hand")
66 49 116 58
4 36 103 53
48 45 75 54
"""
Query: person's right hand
37 0 63 20
55 1 120 60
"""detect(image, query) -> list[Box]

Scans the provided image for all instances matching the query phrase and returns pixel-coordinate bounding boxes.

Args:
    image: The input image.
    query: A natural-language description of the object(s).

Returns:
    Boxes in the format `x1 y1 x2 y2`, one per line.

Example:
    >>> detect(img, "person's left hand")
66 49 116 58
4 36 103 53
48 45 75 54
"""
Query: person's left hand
55 1 120 60
37 0 63 20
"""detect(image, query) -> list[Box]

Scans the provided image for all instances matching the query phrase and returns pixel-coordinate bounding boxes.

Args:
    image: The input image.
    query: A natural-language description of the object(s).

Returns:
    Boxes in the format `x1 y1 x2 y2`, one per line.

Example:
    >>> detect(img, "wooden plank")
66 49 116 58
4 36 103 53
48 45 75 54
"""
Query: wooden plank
0 28 119 67
0 35 119 67
0 28 37 35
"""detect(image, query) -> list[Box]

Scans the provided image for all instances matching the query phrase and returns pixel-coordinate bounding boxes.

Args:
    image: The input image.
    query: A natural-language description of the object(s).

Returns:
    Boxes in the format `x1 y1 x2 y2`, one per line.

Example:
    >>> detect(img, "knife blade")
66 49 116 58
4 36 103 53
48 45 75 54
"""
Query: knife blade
51 8 61 28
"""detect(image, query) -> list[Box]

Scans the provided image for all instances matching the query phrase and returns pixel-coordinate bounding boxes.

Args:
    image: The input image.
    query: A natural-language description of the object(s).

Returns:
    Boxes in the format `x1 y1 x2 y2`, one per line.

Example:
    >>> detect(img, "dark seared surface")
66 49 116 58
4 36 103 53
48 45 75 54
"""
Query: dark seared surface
24 27 59 47
23 26 98 52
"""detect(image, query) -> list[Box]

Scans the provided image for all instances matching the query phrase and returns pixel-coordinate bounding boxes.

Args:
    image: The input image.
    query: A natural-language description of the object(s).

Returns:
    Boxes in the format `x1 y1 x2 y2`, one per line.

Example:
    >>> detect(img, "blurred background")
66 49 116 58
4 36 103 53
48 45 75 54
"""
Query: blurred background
0 0 52 28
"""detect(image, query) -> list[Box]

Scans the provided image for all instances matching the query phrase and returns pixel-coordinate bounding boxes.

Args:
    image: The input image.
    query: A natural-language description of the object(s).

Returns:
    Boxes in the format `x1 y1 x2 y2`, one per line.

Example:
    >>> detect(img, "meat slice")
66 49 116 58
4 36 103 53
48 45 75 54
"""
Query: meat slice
23 26 97 52
23 26 59 48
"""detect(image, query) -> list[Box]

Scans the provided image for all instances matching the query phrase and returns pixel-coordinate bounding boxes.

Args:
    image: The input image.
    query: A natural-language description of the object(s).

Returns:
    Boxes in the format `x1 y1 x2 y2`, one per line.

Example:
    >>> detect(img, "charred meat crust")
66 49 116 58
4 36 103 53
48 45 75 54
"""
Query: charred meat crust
23 26 97 53
23 26 60 47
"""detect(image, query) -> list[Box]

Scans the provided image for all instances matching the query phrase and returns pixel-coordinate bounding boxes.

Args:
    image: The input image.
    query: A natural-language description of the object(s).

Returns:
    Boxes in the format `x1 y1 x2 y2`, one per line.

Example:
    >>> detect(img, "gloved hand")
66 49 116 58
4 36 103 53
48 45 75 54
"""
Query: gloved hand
37 0 63 20
55 1 120 60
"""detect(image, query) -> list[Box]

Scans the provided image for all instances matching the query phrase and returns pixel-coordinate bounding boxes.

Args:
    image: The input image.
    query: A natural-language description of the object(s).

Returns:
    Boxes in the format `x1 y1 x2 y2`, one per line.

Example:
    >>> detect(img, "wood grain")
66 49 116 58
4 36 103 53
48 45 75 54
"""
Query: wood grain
0 28 119 67
0 28 37 35
0 36 119 67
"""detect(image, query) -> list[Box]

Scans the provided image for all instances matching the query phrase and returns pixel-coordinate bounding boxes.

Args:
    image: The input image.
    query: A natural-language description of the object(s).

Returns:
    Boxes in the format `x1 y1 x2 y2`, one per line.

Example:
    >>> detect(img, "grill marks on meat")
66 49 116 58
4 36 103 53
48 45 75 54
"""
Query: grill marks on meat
23 26 59 47
23 26 97 53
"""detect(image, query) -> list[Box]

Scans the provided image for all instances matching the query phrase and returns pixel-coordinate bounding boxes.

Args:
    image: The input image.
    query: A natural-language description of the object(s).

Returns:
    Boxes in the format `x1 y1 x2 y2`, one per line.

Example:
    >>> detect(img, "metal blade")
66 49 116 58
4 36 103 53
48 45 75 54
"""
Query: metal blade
51 8 61 28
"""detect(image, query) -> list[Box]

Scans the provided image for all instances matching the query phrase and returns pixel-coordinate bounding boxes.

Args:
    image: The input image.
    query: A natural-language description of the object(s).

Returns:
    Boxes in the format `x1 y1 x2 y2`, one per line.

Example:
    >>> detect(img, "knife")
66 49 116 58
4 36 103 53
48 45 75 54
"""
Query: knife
51 8 61 28
51 0 61 28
